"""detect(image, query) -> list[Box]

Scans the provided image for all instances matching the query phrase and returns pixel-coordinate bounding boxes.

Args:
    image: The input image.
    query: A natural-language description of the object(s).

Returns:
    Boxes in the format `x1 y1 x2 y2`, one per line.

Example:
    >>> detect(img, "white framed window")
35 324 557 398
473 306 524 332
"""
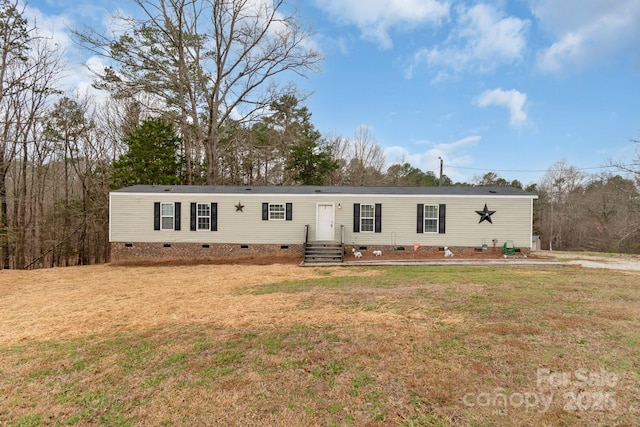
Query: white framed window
360 204 374 232
161 202 175 230
197 203 210 230
269 203 286 220
424 204 439 233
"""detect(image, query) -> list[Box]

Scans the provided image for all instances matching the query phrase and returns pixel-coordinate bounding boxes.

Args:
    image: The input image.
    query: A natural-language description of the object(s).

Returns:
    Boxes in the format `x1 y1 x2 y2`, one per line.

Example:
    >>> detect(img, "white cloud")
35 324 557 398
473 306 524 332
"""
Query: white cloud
385 135 480 182
25 5 73 51
532 0 640 73
314 0 450 49
411 3 528 78
474 88 528 128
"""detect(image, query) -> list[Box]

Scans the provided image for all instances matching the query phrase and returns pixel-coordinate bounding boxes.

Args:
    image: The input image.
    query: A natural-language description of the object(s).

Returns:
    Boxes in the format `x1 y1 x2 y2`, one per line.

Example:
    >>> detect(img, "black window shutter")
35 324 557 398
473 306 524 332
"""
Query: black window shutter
262 203 269 220
374 203 382 233
286 203 292 221
353 203 360 233
154 202 161 230
438 204 446 234
211 203 217 231
416 204 424 233
190 203 197 231
174 202 181 230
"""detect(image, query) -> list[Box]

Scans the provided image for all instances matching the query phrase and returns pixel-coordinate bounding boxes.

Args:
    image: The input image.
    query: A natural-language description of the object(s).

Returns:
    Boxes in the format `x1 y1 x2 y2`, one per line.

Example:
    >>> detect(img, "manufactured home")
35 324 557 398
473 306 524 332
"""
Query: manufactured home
109 185 537 263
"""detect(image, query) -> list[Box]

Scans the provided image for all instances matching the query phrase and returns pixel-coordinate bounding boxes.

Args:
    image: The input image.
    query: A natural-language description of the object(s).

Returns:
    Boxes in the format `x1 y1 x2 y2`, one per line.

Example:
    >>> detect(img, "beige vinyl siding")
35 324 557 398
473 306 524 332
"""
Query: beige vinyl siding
337 196 532 249
110 192 534 248
110 193 313 244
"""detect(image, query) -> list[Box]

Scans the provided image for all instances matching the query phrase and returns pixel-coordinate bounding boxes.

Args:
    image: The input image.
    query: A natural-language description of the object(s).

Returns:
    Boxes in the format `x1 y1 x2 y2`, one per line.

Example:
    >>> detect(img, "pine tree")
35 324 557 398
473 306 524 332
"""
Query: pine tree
112 117 184 188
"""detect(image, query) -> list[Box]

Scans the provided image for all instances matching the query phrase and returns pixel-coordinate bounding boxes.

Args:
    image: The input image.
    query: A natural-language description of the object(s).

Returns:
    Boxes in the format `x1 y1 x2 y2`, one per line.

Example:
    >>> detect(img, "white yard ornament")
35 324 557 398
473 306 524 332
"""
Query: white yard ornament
444 247 454 257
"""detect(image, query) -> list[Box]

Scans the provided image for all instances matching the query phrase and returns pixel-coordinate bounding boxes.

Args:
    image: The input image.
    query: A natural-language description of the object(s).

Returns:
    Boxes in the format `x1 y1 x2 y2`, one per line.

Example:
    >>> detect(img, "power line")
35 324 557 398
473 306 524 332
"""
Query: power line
446 164 629 174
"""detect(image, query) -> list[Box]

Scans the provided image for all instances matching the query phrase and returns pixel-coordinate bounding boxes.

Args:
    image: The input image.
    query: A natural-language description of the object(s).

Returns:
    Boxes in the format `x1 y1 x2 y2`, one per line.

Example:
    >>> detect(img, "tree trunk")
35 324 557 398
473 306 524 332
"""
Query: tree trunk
205 116 219 185
15 140 28 268
0 171 9 269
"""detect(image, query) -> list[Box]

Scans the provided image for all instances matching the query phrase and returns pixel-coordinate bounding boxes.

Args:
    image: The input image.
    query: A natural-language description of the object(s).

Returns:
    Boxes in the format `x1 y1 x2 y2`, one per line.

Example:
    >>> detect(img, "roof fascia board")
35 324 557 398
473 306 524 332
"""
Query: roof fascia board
110 191 536 199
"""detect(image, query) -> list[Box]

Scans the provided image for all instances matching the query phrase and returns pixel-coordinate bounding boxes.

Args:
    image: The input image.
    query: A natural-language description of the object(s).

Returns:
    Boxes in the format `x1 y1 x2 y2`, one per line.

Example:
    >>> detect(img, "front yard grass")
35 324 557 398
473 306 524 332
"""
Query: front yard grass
1 264 639 426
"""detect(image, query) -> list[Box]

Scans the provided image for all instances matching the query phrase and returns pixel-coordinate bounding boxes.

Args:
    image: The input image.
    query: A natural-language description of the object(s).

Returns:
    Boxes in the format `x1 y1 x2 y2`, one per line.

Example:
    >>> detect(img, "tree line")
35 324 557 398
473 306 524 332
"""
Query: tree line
1 0 639 269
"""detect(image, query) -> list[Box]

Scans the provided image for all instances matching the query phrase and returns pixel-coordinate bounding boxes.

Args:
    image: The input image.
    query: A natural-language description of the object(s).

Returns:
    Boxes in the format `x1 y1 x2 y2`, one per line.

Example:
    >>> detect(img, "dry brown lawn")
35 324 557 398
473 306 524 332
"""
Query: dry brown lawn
1 263 639 426
0 264 376 344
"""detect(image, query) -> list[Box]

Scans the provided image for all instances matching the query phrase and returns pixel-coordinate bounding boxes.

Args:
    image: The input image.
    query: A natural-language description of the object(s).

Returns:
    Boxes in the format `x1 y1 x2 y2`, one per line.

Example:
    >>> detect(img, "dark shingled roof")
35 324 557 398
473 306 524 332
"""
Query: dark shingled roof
113 185 537 197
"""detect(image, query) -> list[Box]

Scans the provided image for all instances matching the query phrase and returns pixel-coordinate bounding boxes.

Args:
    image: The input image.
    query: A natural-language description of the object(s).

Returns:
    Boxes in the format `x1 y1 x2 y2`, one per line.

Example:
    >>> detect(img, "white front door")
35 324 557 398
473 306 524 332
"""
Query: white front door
316 203 335 241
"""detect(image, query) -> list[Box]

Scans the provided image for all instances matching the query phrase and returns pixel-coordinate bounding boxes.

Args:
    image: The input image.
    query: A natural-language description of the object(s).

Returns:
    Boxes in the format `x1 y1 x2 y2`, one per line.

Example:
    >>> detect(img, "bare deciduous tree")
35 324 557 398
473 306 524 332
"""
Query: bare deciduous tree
75 0 322 185
340 126 386 185
537 160 586 251
1 0 31 268
1 0 65 268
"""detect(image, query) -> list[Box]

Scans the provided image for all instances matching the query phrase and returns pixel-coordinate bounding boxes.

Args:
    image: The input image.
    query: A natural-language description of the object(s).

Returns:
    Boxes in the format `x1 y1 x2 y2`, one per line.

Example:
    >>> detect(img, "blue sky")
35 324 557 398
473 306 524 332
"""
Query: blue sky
24 0 640 184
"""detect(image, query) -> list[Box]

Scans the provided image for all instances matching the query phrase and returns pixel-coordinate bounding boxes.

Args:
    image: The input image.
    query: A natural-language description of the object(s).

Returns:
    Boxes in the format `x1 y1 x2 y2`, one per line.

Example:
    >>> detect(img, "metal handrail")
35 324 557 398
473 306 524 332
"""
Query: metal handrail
303 224 309 244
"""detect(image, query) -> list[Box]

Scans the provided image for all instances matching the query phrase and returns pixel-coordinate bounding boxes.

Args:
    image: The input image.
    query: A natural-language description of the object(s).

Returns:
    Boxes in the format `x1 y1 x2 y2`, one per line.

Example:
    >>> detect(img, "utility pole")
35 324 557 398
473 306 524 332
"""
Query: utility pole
549 198 553 251
438 157 443 186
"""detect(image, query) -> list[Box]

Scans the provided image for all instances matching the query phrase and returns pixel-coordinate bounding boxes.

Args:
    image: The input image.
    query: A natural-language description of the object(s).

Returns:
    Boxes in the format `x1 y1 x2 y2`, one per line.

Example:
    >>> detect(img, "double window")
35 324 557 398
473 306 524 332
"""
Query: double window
154 202 218 232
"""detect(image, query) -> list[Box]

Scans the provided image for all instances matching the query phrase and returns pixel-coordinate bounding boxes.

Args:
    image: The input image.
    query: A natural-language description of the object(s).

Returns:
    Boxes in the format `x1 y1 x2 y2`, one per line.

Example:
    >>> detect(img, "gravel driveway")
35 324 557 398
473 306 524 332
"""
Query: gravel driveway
532 250 640 272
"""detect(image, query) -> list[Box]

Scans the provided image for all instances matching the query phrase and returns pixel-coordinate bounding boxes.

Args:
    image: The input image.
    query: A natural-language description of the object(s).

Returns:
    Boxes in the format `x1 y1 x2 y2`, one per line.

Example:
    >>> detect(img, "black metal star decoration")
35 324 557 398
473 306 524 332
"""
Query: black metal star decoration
475 204 496 224
235 202 244 212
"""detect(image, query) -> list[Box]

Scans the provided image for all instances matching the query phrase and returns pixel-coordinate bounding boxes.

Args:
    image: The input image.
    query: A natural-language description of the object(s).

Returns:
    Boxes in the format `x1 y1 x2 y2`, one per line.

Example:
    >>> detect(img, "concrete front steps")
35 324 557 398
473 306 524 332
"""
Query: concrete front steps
303 242 344 264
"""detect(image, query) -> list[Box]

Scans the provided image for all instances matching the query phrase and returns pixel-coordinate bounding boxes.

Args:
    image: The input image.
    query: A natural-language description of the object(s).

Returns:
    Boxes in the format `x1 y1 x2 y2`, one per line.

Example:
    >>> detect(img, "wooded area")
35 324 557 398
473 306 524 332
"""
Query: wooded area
1 0 639 269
